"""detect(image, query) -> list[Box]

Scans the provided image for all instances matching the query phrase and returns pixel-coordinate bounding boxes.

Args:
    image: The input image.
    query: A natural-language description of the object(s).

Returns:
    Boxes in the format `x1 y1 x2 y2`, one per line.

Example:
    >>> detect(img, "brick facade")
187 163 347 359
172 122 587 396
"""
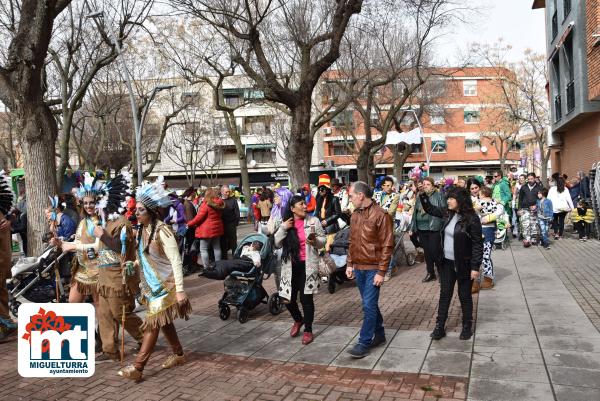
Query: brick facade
588 0 600 100
322 67 521 177
559 115 600 177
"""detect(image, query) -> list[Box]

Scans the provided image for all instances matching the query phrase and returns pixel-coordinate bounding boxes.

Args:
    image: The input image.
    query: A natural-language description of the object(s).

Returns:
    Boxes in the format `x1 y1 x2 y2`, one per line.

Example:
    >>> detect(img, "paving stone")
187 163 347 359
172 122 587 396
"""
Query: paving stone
430 336 473 353
468 378 554 401
547 366 600 388
470 359 549 383
252 337 304 362
472 350 543 365
555 384 600 401
331 342 388 370
474 322 534 336
388 330 431 349
474 333 539 348
373 348 427 373
539 336 600 353
543 350 600 370
315 326 359 344
290 341 347 365
534 323 600 338
421 350 470 378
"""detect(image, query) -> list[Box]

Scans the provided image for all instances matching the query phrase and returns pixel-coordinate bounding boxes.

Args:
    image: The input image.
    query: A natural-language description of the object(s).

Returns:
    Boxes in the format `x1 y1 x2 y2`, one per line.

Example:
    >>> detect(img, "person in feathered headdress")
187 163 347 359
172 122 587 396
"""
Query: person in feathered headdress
0 171 17 342
118 176 191 382
53 171 143 361
52 171 143 360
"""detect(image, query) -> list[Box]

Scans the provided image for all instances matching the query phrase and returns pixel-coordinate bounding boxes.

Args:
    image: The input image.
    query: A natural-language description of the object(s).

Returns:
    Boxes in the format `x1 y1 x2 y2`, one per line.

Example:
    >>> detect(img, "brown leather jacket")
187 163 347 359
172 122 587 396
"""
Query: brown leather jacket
347 201 394 276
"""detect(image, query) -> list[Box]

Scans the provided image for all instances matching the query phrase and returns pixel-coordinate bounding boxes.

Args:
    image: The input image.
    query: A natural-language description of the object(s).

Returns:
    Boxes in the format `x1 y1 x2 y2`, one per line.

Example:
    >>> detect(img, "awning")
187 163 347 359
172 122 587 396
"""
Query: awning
245 144 275 150
549 21 574 60
532 0 545 9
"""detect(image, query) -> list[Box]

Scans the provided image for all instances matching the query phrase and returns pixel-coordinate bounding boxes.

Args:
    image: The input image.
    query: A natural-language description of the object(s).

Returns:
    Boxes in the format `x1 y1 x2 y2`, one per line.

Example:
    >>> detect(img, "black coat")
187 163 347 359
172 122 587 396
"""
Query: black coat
315 193 342 234
419 193 483 276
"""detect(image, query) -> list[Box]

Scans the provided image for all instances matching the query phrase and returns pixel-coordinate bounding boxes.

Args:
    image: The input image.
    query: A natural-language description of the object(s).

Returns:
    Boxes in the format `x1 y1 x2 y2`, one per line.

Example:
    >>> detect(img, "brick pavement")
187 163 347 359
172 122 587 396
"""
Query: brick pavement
189 224 476 333
539 234 600 333
0 340 467 401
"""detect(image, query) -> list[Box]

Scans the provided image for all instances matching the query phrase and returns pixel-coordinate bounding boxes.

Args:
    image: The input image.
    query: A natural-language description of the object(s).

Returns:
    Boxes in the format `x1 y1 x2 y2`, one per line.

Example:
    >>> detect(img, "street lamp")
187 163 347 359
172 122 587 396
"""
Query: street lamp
86 11 176 184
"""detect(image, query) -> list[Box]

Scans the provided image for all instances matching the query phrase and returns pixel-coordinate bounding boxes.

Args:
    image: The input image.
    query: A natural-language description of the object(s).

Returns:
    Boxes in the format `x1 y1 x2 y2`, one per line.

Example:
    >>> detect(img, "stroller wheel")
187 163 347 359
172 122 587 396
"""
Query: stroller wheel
237 307 249 324
9 300 20 318
406 252 417 266
268 293 283 315
219 305 231 321
328 279 336 294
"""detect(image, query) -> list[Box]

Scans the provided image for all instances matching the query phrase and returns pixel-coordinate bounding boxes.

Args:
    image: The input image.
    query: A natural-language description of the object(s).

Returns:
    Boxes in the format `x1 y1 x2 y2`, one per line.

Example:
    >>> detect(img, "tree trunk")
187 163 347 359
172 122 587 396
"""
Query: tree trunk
56 113 73 191
356 145 370 184
285 102 313 189
393 143 412 181
22 104 58 256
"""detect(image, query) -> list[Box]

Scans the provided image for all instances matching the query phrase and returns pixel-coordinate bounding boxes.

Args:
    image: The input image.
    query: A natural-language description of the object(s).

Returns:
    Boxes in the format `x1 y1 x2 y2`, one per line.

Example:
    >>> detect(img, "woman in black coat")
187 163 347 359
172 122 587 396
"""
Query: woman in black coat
315 185 342 234
419 187 483 341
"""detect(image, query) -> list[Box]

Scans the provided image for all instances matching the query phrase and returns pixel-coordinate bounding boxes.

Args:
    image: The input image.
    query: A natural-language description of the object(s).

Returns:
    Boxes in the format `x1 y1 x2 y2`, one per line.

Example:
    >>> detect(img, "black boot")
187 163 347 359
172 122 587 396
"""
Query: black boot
430 321 446 340
422 273 436 283
460 321 473 340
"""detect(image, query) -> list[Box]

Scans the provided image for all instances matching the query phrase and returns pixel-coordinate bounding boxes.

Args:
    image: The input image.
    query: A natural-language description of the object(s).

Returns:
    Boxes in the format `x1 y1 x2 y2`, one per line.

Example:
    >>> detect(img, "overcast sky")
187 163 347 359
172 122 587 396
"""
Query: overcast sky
435 0 547 64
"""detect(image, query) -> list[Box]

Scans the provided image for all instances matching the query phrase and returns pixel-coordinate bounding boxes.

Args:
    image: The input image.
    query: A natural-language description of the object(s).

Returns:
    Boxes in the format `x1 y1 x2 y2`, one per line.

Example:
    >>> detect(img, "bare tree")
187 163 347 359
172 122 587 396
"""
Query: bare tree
331 0 463 185
171 0 363 189
163 107 218 186
0 0 73 254
47 0 153 189
478 106 521 174
157 20 257 205
473 41 550 182
0 109 19 169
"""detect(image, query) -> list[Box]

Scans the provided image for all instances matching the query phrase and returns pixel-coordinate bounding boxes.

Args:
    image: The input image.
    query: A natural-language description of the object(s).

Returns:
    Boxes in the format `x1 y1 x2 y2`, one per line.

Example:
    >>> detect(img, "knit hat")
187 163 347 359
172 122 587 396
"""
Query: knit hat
318 174 331 189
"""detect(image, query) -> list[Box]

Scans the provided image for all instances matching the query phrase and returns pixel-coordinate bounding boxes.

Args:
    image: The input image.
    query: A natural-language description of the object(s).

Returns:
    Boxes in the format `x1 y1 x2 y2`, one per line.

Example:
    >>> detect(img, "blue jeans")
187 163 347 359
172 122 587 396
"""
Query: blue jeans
355 269 385 347
539 219 550 247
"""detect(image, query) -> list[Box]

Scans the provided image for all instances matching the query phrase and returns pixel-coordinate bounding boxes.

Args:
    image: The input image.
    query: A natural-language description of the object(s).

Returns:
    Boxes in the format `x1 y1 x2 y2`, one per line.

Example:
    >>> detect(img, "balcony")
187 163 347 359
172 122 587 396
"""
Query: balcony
552 11 558 40
563 0 571 20
566 81 575 114
554 95 562 122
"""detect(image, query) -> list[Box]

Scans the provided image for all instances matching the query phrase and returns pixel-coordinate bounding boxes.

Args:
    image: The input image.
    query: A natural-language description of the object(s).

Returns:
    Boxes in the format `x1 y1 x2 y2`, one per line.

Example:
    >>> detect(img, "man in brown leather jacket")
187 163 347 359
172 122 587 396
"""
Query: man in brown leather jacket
346 181 394 358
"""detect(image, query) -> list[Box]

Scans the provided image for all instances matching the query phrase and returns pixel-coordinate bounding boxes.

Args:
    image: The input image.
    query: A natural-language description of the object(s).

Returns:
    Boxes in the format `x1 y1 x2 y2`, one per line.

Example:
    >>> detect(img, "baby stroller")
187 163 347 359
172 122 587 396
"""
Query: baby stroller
494 212 511 250
519 208 540 245
391 218 416 270
327 227 352 294
7 242 70 317
217 233 280 323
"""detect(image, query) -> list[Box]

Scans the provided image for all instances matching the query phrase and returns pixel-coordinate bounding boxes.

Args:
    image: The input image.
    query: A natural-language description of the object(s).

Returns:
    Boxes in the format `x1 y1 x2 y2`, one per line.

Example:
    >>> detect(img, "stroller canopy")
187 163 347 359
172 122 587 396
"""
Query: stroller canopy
234 233 273 260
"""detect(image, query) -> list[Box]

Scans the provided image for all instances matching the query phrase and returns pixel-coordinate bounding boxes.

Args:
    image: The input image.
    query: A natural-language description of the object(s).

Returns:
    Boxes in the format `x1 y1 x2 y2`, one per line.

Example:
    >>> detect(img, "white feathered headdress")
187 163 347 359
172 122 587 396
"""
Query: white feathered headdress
136 176 172 211
75 172 104 200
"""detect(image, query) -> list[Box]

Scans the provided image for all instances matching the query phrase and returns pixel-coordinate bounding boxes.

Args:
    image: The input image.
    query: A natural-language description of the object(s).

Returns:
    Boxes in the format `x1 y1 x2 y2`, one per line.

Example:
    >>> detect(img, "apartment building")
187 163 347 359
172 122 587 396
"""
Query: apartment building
533 0 600 178
141 77 326 189
321 67 522 182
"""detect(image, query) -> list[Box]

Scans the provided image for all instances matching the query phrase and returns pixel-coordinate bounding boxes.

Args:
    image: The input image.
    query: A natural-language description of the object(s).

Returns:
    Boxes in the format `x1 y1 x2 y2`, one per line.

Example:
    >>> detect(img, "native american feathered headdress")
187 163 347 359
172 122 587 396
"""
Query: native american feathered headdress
97 170 133 221
75 172 104 201
0 170 13 216
136 176 172 211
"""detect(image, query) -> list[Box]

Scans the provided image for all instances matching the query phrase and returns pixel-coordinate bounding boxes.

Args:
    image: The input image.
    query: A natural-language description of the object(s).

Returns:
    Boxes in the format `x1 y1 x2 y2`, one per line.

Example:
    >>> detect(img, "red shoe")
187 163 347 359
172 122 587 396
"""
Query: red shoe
523 241 531 248
301 332 314 345
290 321 303 337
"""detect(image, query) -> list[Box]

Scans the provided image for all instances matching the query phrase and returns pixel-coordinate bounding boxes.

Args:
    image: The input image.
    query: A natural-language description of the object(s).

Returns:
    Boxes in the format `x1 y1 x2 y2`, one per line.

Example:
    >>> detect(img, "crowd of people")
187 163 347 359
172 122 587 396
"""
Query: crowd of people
0 166 597 377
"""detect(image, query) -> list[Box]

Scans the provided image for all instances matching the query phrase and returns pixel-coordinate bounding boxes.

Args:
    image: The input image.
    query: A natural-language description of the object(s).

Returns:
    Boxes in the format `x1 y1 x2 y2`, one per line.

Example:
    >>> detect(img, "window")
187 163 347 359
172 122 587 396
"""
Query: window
563 0 571 20
463 80 477 96
330 110 354 128
509 142 522 152
551 54 562 121
552 10 558 39
410 143 423 153
145 152 161 163
370 109 379 125
564 34 575 113
400 113 414 125
464 109 480 124
247 148 275 164
224 94 240 107
430 114 444 125
330 140 355 156
180 92 201 107
244 116 271 136
218 146 239 166
431 140 447 153
465 139 481 152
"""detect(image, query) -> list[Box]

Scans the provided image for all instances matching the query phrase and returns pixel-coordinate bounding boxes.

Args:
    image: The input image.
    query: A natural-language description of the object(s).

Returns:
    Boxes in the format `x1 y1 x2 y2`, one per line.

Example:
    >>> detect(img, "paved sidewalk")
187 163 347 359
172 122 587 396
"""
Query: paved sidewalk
469 238 600 401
